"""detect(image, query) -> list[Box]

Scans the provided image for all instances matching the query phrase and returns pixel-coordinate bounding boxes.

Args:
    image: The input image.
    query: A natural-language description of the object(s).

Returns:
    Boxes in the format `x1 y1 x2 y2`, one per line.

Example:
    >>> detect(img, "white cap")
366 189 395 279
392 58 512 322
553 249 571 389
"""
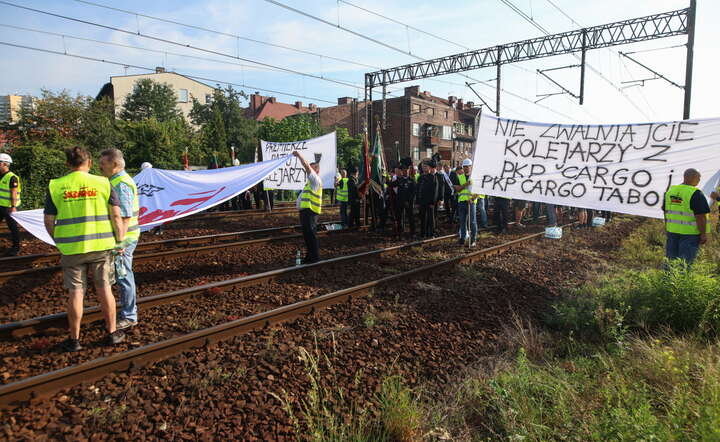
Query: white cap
141 162 153 169
0 153 12 164
462 158 472 167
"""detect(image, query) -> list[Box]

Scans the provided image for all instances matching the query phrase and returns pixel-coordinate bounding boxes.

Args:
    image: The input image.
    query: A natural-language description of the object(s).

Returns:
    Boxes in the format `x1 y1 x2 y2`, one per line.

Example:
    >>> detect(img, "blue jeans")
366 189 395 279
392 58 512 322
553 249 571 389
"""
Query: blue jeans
665 232 700 266
546 203 557 226
458 200 477 242
476 198 488 227
117 240 138 321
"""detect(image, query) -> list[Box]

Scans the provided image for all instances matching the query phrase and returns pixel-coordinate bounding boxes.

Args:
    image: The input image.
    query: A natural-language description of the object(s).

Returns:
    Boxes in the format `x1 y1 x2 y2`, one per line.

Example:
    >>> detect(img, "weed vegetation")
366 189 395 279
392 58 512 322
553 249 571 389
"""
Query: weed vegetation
280 219 720 440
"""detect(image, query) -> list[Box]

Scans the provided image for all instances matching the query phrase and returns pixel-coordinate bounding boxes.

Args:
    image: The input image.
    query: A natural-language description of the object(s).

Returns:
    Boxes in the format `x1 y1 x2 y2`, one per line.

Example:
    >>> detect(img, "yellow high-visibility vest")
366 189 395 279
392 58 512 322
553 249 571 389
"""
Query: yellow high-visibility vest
49 171 116 255
110 172 140 242
457 174 484 202
336 177 348 202
0 171 20 208
664 184 710 235
300 179 322 214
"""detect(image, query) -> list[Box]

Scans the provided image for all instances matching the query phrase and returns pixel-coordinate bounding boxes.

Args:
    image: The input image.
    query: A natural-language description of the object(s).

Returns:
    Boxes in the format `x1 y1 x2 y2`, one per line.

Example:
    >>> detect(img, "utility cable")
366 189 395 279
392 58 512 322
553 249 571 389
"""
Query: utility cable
263 0 580 121
499 0 651 119
0 0 363 91
0 40 338 104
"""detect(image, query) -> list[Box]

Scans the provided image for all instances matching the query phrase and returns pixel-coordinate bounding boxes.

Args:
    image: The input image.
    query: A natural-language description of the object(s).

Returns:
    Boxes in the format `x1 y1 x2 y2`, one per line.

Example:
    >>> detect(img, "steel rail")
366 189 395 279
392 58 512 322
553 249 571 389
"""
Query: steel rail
0 206 338 234
0 221 341 268
0 226 563 409
0 224 349 283
0 232 456 338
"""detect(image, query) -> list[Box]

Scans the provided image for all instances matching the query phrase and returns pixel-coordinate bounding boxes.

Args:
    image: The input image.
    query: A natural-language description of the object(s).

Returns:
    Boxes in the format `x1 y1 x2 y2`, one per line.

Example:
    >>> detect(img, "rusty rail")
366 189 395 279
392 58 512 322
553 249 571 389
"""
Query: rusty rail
0 226 563 409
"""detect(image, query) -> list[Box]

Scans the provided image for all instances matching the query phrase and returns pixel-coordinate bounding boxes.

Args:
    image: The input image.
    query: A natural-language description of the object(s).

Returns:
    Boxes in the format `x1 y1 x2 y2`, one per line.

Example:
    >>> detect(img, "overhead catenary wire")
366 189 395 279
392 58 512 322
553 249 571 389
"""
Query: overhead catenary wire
0 41 338 104
498 0 652 119
263 0 580 122
0 0 365 91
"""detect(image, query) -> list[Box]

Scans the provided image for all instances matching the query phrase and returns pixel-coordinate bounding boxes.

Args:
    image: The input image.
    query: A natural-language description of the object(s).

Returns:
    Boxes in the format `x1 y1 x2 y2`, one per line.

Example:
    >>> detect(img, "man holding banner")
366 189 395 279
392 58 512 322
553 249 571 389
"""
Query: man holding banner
294 150 323 264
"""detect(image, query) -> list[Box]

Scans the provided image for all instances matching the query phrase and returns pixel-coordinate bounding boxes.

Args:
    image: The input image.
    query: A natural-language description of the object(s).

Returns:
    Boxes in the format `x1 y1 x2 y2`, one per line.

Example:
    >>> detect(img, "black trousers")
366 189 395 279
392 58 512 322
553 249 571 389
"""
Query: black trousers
494 197 510 233
396 202 415 237
349 201 360 228
0 206 20 248
299 208 320 262
419 204 435 237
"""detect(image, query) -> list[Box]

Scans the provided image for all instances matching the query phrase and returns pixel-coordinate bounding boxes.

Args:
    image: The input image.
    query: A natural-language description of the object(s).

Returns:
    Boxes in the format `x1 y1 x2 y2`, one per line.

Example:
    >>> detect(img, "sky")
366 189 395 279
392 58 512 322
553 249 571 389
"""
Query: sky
0 0 716 124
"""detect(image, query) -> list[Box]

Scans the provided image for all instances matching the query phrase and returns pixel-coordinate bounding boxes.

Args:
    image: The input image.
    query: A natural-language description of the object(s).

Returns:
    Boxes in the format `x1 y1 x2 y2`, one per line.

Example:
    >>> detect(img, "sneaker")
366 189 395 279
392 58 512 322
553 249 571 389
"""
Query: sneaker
59 338 82 352
105 330 126 345
116 318 137 330
470 242 477 247
517 223 526 228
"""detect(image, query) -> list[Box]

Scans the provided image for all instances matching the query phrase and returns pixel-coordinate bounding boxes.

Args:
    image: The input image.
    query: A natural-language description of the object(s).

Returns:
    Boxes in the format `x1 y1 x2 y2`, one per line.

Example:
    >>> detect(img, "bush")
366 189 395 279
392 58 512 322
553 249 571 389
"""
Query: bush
10 143 67 209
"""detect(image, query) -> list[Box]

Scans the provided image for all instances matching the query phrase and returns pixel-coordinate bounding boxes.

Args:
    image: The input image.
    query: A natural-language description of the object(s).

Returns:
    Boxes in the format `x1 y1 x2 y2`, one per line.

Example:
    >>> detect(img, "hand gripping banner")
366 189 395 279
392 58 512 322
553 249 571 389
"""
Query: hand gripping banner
470 115 720 219
261 132 337 190
13 154 292 245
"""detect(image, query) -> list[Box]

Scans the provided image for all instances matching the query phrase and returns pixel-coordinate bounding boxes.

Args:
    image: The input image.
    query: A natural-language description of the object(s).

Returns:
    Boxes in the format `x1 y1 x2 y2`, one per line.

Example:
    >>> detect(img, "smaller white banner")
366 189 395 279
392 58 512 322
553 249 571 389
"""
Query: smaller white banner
261 132 337 190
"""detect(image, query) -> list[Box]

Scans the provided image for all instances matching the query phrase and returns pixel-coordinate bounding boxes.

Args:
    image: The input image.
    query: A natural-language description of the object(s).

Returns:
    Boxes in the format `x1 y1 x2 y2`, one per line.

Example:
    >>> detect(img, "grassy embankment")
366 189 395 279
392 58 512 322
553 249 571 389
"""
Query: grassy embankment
278 218 720 441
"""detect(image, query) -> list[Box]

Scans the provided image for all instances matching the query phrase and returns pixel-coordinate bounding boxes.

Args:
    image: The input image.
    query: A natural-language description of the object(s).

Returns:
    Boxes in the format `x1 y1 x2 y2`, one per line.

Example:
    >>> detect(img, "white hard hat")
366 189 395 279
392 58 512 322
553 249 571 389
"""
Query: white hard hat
462 158 472 167
0 153 12 164
141 162 153 169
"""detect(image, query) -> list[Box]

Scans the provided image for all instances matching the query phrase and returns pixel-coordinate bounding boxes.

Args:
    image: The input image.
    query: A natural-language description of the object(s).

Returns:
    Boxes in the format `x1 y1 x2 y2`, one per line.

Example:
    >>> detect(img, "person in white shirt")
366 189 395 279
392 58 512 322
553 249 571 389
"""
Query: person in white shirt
294 151 323 263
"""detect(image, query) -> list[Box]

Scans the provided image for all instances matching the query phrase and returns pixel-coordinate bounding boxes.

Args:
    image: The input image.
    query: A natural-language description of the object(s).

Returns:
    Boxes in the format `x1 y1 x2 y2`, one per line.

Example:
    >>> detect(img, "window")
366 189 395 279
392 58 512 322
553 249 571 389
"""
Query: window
426 107 435 116
205 94 213 104
411 103 421 114
178 89 189 103
467 124 474 137
412 123 420 137
413 147 420 161
426 148 433 158
444 110 449 119
442 125 452 140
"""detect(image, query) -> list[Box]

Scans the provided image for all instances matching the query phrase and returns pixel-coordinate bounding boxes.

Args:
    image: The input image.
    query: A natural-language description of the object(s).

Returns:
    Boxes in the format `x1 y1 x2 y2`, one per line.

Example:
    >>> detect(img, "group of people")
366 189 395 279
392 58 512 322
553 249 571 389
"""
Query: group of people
1 147 719 353
0 147 139 352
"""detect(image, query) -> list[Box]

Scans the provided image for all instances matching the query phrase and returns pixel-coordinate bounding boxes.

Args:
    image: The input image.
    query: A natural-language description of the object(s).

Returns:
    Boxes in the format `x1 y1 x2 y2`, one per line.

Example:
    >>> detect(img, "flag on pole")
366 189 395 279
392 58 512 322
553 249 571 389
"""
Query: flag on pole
358 129 371 196
369 123 386 195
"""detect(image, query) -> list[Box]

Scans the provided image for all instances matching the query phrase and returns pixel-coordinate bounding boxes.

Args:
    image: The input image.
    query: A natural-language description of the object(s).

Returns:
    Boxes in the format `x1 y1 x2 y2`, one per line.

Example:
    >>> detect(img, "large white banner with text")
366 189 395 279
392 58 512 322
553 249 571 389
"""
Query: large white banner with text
470 115 720 218
12 155 292 245
261 132 336 190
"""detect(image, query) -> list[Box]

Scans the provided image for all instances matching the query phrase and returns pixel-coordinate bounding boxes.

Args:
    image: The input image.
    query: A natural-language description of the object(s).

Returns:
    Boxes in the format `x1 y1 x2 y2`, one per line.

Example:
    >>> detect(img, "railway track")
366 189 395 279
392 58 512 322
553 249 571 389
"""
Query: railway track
0 205 338 235
0 221 343 269
0 224 569 409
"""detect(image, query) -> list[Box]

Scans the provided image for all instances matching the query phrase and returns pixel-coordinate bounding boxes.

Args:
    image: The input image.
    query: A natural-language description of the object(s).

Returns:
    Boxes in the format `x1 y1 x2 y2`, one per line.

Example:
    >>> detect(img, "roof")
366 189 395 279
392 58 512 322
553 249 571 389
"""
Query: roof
251 101 313 121
109 71 217 90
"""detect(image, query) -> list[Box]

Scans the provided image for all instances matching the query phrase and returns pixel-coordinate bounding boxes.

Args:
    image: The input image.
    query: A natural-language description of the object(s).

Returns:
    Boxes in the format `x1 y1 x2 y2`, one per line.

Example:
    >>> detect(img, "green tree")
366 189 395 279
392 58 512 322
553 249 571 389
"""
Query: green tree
10 143 67 209
257 114 324 163
120 118 191 169
78 97 124 154
190 86 257 164
335 127 362 170
120 79 181 122
18 89 89 149
199 108 228 166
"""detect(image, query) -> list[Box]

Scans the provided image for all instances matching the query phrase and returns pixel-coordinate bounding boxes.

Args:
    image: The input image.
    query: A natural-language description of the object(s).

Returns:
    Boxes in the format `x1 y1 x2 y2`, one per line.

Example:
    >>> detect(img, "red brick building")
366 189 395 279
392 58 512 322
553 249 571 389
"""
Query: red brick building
246 92 318 121
319 85 479 167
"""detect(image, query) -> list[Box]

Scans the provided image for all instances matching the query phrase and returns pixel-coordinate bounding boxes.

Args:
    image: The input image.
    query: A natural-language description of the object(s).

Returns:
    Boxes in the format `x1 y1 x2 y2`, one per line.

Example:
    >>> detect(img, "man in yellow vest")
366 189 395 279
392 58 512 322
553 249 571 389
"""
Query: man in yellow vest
0 153 21 256
336 169 349 227
43 146 126 351
711 186 720 233
100 148 140 330
453 158 482 247
294 150 322 263
663 168 710 265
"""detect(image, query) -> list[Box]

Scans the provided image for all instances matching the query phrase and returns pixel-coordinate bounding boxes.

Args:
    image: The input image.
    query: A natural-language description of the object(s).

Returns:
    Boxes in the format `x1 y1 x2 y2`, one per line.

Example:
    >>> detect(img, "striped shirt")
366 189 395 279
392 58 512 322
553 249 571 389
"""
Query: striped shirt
110 171 135 218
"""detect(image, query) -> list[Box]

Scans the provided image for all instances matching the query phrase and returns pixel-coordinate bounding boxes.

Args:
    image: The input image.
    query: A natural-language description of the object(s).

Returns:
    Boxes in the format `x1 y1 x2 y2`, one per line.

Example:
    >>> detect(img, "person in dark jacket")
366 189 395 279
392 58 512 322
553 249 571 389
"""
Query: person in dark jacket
347 167 361 229
390 163 415 238
417 161 439 237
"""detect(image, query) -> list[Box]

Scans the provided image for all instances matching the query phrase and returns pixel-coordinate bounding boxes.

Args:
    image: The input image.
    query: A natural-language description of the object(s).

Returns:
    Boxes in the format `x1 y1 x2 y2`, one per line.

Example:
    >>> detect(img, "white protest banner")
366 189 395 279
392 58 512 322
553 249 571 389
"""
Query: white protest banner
261 132 337 190
470 115 720 219
12 155 292 245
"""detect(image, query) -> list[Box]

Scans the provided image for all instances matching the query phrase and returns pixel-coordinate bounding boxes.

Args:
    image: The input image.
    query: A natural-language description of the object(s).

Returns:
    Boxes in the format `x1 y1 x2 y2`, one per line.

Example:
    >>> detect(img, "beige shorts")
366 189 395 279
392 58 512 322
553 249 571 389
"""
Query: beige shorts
60 250 113 291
